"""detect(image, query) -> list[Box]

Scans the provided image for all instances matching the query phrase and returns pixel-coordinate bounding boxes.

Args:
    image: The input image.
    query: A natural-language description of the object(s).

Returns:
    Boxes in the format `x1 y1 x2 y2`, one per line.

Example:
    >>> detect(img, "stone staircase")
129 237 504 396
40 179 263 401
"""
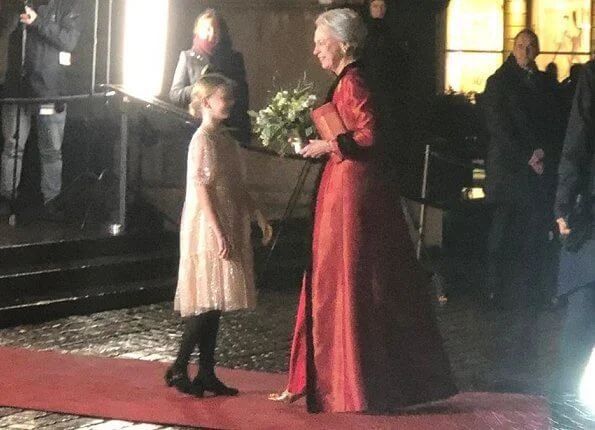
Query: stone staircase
0 231 179 327
0 214 309 328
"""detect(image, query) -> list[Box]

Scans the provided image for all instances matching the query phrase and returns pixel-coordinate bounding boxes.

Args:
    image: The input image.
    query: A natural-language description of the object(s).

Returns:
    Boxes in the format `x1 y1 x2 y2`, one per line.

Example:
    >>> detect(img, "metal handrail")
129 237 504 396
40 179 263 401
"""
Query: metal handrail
0 93 105 104
99 84 312 230
101 84 306 160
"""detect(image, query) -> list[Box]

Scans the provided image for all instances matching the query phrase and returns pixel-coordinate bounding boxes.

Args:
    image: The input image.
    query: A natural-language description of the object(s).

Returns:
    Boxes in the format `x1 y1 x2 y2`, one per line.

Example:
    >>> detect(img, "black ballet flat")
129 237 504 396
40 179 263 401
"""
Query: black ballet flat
165 366 203 397
194 371 239 396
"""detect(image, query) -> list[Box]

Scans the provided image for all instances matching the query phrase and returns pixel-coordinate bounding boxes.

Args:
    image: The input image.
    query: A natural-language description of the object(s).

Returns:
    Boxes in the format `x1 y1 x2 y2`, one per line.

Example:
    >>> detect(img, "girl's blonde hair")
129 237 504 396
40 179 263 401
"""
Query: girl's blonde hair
189 73 234 118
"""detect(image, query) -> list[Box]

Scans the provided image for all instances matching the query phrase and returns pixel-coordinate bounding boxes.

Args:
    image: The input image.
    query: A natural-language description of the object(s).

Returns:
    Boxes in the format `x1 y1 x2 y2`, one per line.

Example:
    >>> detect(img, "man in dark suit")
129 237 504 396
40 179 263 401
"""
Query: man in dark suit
553 60 595 396
1 0 83 218
0 1 22 88
0 0 24 215
482 29 566 388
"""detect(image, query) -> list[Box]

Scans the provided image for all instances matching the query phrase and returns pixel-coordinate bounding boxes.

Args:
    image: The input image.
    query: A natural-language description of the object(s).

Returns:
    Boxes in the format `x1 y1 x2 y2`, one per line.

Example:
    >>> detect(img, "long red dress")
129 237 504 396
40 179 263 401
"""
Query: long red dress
285 63 457 413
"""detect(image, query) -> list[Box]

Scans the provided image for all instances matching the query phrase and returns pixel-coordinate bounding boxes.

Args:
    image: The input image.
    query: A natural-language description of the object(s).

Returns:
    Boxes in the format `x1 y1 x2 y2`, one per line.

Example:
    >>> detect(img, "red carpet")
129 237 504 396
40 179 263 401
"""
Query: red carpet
0 347 550 429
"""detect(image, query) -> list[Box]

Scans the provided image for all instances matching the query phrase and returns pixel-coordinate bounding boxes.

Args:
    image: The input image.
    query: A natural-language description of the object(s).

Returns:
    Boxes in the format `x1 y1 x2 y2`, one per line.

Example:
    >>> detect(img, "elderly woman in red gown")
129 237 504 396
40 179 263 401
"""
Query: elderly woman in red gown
269 8 457 413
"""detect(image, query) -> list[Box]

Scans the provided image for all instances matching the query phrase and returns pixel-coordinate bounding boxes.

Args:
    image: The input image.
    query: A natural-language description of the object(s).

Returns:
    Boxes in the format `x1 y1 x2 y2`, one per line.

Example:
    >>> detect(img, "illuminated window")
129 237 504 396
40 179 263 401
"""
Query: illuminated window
532 0 591 80
445 0 504 93
123 0 169 96
446 0 593 91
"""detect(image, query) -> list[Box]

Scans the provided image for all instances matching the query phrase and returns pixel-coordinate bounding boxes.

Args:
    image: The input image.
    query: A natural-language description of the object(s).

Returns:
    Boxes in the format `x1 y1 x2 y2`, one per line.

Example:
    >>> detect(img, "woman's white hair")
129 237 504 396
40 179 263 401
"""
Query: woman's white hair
315 8 367 58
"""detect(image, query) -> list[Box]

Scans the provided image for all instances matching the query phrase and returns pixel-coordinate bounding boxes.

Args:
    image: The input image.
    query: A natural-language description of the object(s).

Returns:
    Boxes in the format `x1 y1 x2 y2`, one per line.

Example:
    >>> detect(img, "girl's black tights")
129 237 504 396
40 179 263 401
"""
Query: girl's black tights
173 310 221 373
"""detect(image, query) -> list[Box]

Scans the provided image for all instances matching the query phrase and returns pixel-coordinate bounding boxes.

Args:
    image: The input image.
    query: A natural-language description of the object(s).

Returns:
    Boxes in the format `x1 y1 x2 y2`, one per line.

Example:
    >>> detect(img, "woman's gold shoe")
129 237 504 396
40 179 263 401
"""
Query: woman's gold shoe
268 389 305 403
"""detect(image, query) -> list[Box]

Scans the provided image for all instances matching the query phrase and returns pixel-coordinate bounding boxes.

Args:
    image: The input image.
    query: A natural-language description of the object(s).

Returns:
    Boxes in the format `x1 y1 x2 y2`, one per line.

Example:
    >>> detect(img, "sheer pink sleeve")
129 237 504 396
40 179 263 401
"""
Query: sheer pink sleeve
188 132 217 186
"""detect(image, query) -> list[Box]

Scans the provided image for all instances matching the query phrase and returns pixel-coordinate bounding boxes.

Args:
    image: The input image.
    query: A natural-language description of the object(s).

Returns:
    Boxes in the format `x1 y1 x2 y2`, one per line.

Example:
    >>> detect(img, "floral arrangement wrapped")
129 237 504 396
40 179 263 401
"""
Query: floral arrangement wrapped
249 77 318 156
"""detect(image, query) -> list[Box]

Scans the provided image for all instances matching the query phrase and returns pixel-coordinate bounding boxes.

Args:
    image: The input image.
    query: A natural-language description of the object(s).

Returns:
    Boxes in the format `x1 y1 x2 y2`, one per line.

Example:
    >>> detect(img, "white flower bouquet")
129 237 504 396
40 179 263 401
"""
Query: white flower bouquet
249 77 317 156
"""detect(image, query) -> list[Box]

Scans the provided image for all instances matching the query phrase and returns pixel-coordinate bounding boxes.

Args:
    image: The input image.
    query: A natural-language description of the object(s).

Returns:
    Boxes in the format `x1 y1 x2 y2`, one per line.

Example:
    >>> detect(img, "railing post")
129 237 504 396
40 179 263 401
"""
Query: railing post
115 96 129 233
416 144 431 260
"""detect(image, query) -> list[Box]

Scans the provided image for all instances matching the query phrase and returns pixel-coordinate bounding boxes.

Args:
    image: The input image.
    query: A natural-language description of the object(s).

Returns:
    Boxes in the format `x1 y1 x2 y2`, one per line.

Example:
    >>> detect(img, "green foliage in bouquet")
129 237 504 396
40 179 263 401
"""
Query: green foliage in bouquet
249 77 317 156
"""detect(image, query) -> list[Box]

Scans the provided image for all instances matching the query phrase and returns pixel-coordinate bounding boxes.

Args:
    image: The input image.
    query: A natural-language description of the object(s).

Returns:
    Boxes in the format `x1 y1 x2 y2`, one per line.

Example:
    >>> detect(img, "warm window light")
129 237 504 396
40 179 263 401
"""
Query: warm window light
445 0 503 93
579 347 595 412
123 0 169 97
447 0 503 52
509 0 526 15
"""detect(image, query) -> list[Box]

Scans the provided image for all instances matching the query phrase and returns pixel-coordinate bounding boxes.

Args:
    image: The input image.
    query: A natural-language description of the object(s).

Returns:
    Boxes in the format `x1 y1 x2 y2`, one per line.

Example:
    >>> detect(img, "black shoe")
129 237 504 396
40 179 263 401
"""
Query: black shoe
194 370 239 396
165 366 203 396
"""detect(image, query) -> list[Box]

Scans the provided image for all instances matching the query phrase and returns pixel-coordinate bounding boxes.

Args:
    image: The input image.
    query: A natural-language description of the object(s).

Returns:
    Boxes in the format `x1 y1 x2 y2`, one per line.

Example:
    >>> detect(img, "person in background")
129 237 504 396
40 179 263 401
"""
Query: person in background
0 1 21 198
169 8 251 146
545 61 559 84
552 59 595 397
560 63 584 120
360 0 412 192
0 0 83 218
361 0 396 95
165 74 272 396
268 8 456 413
0 0 22 91
368 0 387 19
482 29 565 390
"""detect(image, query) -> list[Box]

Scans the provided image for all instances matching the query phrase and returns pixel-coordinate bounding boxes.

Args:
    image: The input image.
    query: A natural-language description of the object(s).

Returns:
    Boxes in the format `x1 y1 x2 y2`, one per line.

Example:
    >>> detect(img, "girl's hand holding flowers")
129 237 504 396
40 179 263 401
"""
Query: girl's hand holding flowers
300 139 332 158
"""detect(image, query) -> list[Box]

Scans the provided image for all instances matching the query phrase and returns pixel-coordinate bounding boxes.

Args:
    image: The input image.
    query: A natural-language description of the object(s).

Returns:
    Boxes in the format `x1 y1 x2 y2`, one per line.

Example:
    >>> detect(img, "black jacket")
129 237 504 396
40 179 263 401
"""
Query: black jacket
483 54 565 204
555 60 595 220
3 0 82 98
0 1 21 88
169 47 251 145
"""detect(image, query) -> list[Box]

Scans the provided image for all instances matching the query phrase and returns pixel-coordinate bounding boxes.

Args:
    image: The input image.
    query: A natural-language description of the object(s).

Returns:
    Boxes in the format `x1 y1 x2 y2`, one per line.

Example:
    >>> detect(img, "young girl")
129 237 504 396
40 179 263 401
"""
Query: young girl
166 74 273 397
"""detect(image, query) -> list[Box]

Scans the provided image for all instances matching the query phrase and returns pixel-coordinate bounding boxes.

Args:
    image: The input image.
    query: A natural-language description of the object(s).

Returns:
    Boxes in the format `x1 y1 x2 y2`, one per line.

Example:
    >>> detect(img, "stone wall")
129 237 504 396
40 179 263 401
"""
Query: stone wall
116 0 442 245
138 1 336 224
162 0 336 111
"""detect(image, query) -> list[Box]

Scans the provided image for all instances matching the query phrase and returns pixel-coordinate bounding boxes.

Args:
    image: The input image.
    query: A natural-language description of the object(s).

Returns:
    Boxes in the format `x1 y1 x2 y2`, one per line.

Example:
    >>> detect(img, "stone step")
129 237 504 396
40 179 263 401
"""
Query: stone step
0 231 178 271
0 250 179 306
0 213 310 327
0 276 177 328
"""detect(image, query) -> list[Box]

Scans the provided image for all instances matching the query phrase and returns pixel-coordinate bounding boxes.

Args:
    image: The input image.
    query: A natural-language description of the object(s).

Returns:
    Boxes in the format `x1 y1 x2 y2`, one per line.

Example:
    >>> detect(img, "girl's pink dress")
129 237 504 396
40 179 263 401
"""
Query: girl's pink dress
174 129 256 317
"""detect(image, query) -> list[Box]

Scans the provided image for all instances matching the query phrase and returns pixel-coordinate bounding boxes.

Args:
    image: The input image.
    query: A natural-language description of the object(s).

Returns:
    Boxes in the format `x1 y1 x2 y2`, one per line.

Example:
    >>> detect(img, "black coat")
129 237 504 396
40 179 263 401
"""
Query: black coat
555 60 595 220
483 55 565 205
3 0 82 98
555 60 595 294
0 1 21 88
169 47 251 146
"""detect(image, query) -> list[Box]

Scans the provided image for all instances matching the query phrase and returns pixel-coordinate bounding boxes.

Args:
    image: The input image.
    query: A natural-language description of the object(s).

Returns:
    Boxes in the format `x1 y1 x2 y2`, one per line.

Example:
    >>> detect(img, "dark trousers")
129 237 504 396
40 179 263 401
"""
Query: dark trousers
554 282 595 394
485 200 557 379
486 201 555 307
174 310 221 373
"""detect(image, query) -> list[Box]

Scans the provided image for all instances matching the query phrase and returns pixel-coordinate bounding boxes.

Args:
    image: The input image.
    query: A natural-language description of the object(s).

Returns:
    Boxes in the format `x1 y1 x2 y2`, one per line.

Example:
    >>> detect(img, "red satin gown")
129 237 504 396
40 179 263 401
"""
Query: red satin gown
285 63 457 413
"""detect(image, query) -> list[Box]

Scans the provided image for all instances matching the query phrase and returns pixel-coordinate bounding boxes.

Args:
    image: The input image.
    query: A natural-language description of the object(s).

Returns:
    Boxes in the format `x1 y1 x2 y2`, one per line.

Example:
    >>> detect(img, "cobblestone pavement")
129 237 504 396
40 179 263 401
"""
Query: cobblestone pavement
0 287 593 429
